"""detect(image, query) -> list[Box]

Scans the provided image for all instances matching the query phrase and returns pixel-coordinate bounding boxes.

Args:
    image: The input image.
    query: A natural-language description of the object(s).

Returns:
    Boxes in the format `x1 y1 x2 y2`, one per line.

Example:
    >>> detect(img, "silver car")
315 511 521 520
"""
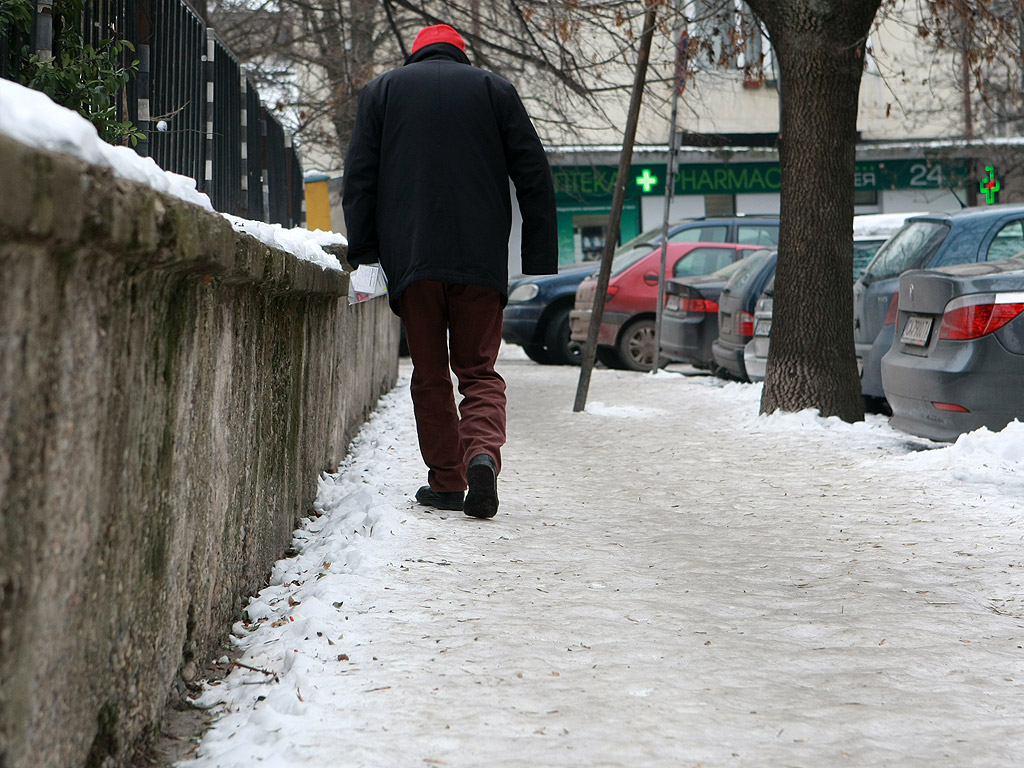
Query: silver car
881 255 1024 441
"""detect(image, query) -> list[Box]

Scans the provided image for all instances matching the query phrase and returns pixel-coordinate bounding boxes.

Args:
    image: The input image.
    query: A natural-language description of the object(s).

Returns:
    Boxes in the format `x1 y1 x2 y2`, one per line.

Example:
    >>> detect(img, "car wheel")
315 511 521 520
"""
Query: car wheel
616 318 662 372
523 343 555 365
595 346 626 369
543 307 581 366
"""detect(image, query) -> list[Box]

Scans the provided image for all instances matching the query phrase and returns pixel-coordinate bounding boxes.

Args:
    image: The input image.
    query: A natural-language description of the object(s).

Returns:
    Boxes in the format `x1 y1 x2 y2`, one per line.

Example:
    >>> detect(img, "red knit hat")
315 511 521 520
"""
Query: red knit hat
411 24 466 54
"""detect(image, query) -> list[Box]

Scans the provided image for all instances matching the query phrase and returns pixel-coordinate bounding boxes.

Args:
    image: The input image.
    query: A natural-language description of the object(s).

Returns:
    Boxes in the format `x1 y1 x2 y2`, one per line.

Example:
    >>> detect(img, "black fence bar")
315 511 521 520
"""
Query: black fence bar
263 104 288 225
1 0 305 227
206 31 244 216
243 77 264 221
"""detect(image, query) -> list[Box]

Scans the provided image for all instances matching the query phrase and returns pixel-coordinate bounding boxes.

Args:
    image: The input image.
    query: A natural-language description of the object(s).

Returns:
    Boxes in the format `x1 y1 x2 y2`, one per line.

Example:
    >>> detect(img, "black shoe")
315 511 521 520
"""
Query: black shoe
464 454 499 519
415 486 464 511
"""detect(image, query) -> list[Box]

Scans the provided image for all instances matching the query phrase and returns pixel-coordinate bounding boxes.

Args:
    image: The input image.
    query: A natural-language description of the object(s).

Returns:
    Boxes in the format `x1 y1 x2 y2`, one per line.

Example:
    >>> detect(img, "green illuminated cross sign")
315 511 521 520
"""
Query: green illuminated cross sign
635 169 658 192
980 165 1000 205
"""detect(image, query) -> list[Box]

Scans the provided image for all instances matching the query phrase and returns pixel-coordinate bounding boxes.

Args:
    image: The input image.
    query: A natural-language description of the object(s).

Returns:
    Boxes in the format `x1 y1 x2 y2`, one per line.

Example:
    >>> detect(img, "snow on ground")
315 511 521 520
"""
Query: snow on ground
178 355 1024 768
0 79 345 272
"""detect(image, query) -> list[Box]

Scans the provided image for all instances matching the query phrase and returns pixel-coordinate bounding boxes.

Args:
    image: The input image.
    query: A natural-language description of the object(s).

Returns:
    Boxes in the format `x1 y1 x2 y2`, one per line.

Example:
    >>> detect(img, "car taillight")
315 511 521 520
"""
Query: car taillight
938 292 1024 340
735 310 755 337
932 402 970 412
680 297 719 313
665 295 680 310
883 291 899 325
605 285 620 302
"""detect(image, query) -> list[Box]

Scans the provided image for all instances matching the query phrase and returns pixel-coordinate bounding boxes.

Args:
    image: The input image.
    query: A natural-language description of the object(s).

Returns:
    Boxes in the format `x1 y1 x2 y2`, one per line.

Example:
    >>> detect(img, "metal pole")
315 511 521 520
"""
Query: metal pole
573 0 659 412
652 24 686 374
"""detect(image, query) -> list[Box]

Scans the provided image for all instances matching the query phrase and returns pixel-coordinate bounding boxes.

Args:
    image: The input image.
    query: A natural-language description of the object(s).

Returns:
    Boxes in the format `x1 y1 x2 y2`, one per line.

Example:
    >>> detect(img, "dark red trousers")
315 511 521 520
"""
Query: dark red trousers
398 281 506 492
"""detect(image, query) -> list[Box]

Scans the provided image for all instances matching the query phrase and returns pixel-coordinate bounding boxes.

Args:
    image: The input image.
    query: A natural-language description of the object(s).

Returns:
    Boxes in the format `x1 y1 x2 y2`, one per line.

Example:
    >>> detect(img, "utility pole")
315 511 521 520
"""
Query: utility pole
652 23 687 374
573 0 660 412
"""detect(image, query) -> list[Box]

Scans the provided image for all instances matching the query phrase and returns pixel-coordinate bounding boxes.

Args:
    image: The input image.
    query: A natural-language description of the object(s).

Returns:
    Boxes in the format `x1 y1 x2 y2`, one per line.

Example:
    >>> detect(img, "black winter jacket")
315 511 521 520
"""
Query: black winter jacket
342 44 558 314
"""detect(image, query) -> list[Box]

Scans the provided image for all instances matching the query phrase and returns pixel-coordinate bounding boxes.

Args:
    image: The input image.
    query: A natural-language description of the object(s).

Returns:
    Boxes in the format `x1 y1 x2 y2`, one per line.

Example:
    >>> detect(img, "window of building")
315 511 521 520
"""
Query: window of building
689 0 773 80
704 194 736 217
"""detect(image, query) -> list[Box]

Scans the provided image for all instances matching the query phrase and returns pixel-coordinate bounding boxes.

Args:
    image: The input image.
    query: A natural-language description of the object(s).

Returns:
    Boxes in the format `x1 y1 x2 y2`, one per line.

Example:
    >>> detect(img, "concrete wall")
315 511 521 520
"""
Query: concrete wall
0 135 399 768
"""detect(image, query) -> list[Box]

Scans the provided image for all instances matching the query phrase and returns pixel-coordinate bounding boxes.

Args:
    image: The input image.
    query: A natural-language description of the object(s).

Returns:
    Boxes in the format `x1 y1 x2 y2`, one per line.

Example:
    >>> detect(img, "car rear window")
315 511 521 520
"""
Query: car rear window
609 246 653 276
853 238 885 280
672 247 739 278
863 220 949 280
724 249 774 295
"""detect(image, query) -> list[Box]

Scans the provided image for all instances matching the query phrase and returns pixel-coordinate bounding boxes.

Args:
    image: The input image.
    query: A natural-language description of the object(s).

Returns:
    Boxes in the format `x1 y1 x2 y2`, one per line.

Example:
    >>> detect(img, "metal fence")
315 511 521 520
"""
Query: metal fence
0 0 304 227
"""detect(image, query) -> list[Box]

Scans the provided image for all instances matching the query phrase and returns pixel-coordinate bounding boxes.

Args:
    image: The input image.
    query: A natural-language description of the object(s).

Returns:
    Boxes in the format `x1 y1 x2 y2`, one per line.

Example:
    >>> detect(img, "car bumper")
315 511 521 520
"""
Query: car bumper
660 312 716 367
569 309 627 347
857 326 895 400
743 340 766 382
881 336 1024 442
711 337 748 381
502 303 545 346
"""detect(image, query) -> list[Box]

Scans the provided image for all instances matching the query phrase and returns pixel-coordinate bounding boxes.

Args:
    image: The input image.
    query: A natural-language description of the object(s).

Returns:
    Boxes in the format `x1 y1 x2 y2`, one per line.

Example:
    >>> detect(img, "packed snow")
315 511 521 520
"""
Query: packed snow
0 79 346 272
177 353 1024 767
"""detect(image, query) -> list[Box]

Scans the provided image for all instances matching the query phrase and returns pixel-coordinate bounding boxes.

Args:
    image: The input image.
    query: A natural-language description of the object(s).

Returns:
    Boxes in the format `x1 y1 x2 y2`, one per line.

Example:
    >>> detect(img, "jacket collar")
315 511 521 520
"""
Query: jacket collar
405 43 471 67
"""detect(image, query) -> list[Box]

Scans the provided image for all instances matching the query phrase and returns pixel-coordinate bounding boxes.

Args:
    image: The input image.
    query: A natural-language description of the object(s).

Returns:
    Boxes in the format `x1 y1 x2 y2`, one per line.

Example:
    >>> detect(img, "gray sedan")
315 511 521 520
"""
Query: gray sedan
881 255 1024 442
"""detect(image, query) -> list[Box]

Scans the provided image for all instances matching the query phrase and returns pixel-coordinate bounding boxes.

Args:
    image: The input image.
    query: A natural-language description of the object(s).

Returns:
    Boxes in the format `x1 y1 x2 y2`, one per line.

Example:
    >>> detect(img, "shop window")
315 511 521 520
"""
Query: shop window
577 224 607 262
854 189 878 206
704 194 735 217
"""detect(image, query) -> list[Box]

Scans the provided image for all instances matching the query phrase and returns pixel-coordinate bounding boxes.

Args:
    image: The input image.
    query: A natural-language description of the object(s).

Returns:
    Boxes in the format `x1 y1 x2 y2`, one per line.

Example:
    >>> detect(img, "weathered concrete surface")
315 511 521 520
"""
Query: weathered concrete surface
0 134 399 768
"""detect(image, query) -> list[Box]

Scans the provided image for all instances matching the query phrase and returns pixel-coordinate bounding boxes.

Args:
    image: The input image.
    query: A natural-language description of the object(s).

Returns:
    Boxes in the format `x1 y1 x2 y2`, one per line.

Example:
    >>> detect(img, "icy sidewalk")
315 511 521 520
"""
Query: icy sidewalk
180 355 1024 768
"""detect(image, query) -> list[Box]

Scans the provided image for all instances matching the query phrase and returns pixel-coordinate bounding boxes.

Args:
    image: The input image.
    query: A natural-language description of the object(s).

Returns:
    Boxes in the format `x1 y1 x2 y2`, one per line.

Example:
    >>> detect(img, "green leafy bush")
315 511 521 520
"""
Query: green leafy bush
3 0 144 145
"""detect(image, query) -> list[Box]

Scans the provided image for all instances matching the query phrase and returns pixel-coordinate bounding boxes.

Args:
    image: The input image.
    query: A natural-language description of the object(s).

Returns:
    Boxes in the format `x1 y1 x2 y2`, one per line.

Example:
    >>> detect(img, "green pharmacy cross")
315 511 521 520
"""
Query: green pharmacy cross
980 166 1000 204
635 169 658 192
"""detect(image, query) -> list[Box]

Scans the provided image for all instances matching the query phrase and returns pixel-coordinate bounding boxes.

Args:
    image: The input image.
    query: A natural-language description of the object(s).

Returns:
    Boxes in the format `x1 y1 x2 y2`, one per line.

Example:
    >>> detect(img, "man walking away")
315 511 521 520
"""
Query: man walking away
342 24 557 518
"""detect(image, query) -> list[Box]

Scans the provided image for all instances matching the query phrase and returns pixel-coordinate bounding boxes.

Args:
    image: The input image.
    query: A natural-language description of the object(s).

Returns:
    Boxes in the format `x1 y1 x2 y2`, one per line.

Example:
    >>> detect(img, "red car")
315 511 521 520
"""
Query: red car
569 242 759 370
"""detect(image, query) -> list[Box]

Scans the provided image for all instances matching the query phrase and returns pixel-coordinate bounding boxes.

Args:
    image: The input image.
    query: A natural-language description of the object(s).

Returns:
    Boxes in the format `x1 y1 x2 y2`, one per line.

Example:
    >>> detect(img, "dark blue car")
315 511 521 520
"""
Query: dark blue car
853 204 1024 410
503 216 779 365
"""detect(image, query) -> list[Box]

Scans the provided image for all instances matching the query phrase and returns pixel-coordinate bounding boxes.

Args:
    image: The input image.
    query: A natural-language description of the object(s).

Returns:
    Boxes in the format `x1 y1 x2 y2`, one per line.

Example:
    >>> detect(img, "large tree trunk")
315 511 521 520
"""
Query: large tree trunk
746 0 881 422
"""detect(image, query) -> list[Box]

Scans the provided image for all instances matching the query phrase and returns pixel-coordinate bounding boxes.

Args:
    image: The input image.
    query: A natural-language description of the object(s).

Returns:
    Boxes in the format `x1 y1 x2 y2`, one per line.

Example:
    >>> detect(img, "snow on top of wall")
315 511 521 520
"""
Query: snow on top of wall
0 79 346 272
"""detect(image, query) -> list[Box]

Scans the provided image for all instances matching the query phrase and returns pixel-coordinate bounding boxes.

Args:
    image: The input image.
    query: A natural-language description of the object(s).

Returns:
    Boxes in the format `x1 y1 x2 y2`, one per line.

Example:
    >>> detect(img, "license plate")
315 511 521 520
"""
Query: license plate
754 319 771 337
901 315 933 346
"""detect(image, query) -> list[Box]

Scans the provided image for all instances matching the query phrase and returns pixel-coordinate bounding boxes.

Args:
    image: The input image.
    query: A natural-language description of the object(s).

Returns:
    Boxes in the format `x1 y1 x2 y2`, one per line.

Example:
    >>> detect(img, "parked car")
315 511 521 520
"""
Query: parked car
502 215 779 365
569 242 760 371
660 257 759 370
743 274 775 382
854 204 1024 410
743 213 917 382
851 212 925 280
881 255 1024 441
711 249 779 381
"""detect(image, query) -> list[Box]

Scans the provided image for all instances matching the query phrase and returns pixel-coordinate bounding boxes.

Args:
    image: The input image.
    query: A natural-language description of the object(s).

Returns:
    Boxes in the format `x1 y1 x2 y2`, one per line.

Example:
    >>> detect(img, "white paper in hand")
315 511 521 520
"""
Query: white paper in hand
348 264 388 304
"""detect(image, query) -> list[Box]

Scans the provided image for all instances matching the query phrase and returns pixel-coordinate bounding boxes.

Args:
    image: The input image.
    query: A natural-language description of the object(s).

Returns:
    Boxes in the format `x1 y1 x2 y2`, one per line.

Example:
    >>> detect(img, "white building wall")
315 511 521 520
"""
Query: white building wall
879 188 964 214
640 195 705 231
736 193 780 215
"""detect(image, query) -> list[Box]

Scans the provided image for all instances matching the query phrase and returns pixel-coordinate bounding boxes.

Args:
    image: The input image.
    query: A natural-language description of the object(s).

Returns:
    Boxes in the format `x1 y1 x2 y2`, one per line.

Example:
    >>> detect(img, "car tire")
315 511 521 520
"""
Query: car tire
543 307 581 366
523 343 555 365
616 318 664 372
